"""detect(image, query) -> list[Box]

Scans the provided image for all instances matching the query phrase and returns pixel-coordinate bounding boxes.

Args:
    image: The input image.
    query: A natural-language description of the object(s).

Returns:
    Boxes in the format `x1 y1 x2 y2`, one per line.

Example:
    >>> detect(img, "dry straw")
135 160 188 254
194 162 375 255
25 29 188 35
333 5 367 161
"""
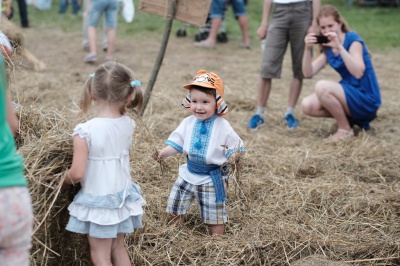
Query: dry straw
7 40 400 264
15 102 400 266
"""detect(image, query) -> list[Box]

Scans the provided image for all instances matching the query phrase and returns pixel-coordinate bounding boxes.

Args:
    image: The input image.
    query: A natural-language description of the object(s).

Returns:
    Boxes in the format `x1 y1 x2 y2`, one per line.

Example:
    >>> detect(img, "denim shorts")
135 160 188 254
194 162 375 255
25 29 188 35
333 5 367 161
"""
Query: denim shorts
230 0 247 17
89 0 118 28
210 0 247 18
166 176 227 225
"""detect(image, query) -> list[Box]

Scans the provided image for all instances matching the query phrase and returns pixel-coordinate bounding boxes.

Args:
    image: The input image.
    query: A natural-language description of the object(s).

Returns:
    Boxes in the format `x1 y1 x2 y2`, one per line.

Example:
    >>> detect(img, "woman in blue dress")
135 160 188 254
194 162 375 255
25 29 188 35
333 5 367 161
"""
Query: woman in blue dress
301 5 381 140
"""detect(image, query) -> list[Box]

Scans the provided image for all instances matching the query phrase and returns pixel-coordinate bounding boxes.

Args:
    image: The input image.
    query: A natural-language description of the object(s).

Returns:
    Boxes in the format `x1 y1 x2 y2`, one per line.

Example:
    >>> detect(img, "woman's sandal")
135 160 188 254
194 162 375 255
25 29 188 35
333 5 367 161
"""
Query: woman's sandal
327 128 354 141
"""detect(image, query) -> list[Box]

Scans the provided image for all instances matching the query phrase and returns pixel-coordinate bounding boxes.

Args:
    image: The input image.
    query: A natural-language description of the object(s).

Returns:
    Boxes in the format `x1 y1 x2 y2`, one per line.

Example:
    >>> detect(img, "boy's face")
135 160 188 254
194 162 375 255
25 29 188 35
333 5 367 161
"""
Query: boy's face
189 88 217 121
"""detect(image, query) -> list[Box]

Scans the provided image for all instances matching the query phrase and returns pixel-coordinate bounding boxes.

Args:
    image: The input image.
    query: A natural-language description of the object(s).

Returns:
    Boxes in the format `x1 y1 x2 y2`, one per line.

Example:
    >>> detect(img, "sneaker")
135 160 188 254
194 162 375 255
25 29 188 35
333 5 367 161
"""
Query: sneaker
284 113 299 129
247 114 265 130
84 54 97 63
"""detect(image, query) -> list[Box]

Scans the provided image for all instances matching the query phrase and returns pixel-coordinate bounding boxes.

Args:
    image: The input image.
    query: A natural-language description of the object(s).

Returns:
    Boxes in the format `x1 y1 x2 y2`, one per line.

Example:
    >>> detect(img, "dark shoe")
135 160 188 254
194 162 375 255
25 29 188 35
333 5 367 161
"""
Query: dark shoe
194 31 209 42
217 32 228 43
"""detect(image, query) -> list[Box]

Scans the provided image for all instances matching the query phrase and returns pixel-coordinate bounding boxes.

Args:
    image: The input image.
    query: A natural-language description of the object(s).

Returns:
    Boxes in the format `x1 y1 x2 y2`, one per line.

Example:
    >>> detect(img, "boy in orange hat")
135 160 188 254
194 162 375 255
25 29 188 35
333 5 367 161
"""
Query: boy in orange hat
156 70 245 235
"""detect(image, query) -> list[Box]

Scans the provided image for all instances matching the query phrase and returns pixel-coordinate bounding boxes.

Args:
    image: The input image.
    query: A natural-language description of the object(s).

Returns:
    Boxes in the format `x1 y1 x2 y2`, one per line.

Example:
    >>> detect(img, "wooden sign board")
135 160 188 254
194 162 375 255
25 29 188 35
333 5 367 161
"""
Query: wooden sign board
139 0 211 27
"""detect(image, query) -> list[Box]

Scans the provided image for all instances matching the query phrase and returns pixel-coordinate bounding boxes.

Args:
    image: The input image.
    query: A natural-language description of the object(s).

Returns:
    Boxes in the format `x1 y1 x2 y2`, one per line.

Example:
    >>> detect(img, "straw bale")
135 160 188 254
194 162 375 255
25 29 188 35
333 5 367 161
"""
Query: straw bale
17 102 400 265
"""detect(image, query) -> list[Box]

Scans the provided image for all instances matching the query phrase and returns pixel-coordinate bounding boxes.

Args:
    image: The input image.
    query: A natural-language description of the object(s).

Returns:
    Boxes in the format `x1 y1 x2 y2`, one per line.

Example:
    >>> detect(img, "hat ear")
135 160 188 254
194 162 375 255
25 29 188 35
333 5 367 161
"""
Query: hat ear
196 69 207 76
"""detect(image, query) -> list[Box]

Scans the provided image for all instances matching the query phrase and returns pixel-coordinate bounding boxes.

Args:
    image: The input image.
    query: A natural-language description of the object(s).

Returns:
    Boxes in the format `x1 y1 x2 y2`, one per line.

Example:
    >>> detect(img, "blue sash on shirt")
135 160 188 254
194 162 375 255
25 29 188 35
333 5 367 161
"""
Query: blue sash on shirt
186 157 226 203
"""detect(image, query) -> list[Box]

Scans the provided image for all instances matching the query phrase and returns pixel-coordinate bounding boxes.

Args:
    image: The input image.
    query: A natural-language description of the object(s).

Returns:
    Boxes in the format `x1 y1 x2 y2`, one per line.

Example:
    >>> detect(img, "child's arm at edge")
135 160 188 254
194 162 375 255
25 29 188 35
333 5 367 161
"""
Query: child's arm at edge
63 135 88 188
157 145 180 160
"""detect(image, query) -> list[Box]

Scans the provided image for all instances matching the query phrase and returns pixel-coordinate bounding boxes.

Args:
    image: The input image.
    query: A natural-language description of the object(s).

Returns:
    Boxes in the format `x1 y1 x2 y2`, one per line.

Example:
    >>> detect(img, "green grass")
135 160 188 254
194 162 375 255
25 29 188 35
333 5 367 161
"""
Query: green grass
11 0 400 51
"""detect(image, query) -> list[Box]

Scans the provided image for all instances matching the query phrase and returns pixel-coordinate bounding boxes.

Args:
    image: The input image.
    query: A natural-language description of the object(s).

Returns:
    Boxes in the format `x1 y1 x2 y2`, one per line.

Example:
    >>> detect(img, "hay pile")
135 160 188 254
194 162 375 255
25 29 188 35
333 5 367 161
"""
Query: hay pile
15 100 400 265
9 23 400 266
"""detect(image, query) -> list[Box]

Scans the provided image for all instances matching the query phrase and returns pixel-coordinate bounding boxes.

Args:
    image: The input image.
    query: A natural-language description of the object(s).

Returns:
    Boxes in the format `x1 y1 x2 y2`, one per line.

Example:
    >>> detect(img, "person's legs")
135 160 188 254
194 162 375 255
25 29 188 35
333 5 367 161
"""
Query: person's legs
72 0 80 14
285 1 312 127
301 93 332 118
102 17 108 51
111 234 131 266
16 0 29 27
0 187 33 266
196 182 227 235
257 77 272 108
247 78 271 129
104 0 118 60
197 17 222 47
230 0 249 47
287 78 302 111
59 0 68 14
248 3 289 128
237 15 250 47
283 77 302 128
82 0 90 50
209 224 225 235
302 80 353 139
166 177 194 225
105 27 115 59
314 80 351 132
85 0 105 61
88 236 113 266
195 0 225 47
88 26 97 55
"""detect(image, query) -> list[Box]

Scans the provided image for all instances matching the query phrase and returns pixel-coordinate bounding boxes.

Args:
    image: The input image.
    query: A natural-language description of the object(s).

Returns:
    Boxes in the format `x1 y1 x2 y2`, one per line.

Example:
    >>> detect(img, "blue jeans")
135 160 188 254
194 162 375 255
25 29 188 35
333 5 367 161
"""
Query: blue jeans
59 0 80 14
89 0 118 28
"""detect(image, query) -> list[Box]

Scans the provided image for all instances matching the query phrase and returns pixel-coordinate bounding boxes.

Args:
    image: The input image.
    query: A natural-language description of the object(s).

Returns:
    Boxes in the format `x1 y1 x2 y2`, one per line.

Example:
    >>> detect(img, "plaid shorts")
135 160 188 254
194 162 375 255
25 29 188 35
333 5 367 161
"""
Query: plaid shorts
166 176 227 225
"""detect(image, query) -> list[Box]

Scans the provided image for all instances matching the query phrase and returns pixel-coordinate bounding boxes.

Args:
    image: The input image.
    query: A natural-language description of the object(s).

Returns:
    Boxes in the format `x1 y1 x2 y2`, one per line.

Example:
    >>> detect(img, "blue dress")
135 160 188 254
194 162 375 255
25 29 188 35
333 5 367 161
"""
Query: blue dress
323 31 381 130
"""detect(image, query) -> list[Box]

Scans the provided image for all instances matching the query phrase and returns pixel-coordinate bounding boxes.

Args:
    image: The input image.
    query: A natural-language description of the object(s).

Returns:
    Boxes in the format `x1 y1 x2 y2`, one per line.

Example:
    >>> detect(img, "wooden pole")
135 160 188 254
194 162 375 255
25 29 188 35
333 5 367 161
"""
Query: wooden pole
139 0 177 117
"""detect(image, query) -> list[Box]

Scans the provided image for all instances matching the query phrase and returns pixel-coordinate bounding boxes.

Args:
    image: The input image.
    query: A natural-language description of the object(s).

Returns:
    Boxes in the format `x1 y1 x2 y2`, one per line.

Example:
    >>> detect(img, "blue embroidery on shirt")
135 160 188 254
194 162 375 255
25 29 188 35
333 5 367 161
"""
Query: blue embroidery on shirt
226 146 246 158
166 140 183 153
189 114 217 163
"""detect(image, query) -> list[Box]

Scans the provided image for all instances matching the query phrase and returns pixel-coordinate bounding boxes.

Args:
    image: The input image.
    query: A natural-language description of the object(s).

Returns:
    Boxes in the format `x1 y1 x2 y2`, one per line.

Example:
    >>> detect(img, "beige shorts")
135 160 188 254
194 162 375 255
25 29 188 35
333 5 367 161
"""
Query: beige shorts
0 187 33 266
260 1 312 79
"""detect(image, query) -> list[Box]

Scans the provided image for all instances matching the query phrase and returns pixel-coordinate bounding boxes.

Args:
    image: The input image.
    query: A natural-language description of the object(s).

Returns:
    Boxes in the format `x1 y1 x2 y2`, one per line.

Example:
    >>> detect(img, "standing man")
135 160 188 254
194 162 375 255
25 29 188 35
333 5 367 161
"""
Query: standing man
247 0 320 130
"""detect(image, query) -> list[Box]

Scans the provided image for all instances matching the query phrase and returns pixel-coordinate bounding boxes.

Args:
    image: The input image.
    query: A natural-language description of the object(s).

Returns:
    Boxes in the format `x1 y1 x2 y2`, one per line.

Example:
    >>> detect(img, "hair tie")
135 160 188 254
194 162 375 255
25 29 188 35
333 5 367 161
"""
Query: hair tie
130 80 141 87
89 73 95 78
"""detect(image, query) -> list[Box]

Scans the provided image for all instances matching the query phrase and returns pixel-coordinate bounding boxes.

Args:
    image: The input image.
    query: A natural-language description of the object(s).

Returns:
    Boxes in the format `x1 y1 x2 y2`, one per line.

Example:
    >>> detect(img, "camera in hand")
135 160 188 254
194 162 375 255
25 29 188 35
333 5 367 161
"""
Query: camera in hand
316 35 329 44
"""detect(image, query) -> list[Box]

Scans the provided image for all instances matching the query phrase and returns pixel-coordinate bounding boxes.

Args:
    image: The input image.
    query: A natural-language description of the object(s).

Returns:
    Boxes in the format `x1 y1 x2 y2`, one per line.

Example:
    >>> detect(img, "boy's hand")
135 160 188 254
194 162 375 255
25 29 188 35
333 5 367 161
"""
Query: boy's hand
152 149 162 162
228 153 243 171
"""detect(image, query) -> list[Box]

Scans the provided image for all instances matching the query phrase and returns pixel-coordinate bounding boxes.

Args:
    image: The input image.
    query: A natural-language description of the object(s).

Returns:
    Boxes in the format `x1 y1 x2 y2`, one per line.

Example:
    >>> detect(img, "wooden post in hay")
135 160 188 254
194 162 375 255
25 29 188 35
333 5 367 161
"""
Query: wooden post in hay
139 0 211 116
139 0 177 116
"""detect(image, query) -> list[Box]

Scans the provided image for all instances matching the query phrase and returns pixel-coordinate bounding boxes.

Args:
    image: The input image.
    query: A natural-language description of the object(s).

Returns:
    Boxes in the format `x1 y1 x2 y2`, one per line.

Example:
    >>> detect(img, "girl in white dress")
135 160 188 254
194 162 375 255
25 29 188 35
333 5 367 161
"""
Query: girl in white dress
62 61 146 266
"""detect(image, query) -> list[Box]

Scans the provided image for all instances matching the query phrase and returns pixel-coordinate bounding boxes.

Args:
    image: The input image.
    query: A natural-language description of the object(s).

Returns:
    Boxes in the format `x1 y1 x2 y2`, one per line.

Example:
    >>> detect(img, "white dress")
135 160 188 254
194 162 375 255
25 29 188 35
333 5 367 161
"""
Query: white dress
66 115 146 239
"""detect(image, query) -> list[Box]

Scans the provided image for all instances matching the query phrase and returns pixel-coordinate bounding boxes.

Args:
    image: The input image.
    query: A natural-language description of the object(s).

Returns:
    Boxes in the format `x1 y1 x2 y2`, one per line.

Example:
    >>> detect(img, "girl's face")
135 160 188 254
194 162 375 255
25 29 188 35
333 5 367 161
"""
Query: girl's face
318 15 342 35
189 88 217 121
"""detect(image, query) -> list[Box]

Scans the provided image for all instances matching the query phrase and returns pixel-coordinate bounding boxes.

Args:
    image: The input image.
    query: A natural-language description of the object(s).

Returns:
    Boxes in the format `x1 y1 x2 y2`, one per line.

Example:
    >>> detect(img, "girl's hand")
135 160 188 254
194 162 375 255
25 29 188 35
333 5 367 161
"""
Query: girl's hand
323 31 341 49
304 33 317 49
